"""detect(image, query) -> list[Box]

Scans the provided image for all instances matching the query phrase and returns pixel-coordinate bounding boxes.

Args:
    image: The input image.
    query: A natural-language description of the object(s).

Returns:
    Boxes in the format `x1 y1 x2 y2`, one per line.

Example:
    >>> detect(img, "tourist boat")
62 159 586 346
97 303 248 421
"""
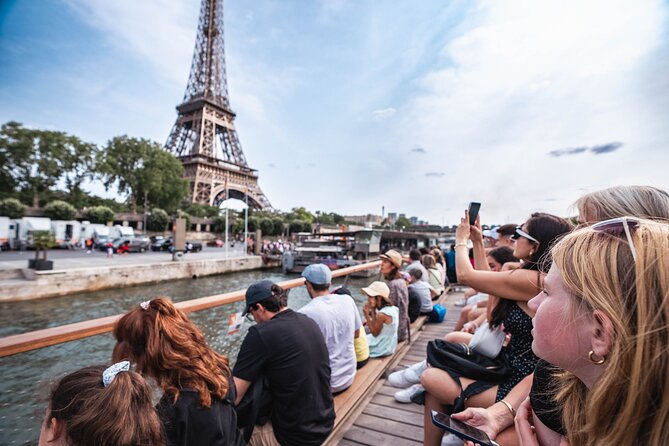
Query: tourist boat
283 230 382 277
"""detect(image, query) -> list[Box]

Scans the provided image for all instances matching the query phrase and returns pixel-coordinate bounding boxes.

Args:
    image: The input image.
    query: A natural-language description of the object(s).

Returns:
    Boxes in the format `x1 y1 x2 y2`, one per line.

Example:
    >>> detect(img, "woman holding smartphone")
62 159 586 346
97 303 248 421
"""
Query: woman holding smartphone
421 210 572 446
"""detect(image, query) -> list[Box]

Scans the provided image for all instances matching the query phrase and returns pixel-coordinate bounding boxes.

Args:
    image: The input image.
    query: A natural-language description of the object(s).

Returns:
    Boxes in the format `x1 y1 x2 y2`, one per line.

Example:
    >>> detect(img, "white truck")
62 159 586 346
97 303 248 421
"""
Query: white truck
10 217 52 249
51 220 82 248
0 216 9 250
110 225 134 240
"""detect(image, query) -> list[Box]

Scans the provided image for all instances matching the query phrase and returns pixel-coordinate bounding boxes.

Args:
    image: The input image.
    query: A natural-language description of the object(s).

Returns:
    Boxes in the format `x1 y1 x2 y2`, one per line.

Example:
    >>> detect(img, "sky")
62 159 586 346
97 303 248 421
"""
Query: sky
1 0 668 225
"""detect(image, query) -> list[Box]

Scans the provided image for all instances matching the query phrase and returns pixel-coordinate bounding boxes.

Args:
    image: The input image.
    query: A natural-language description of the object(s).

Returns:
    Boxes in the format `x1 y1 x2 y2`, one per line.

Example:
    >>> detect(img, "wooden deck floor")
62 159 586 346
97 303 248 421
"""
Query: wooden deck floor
337 296 462 445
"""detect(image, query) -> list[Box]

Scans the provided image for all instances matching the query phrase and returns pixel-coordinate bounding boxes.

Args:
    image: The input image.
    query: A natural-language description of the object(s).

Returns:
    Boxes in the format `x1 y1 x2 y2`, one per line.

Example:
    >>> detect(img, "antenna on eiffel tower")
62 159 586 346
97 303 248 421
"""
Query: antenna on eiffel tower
165 0 272 210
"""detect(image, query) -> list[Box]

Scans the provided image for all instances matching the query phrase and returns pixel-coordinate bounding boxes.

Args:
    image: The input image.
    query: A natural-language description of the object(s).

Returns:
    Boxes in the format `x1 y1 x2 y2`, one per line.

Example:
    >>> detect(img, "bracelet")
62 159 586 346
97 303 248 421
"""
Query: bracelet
454 242 468 248
500 399 516 418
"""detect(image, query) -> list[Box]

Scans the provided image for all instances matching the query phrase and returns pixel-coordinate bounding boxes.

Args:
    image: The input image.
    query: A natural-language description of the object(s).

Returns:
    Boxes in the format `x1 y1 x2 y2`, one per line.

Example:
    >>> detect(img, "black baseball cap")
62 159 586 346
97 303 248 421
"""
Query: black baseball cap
243 279 275 315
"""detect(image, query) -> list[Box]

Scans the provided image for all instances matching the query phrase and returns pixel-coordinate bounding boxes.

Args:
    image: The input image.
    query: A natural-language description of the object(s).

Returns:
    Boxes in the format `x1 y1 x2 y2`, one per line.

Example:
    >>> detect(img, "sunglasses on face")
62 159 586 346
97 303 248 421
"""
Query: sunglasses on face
591 217 639 261
511 226 539 244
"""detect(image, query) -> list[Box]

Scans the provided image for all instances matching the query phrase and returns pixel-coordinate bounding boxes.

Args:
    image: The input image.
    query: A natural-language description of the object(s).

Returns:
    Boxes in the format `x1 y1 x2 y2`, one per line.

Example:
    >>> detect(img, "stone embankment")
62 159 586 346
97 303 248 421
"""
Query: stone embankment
0 256 280 301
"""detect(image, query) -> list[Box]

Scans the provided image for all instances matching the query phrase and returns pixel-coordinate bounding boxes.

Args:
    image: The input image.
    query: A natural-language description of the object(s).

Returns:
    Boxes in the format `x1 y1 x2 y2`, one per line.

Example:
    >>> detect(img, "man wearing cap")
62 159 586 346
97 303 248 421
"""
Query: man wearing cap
298 264 362 394
233 280 334 446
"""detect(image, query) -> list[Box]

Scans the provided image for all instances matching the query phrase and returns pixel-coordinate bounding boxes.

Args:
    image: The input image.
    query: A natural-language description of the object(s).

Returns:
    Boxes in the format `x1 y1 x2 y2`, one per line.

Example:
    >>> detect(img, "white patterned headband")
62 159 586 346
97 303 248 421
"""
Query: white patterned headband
102 361 130 387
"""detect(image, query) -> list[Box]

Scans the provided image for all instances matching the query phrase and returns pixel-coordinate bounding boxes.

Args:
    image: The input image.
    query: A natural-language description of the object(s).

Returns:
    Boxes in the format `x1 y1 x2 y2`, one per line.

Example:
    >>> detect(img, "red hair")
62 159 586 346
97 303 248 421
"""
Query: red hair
112 297 230 407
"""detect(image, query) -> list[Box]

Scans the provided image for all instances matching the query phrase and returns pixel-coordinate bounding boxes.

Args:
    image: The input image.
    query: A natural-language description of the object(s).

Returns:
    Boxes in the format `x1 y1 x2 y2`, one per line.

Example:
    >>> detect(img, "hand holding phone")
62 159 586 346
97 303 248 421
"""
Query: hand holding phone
431 411 499 446
468 202 481 226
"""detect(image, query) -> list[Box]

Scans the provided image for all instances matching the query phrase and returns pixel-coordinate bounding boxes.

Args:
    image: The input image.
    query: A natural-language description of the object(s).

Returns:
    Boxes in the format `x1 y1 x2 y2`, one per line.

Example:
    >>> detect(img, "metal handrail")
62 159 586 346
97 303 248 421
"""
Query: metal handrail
0 260 381 358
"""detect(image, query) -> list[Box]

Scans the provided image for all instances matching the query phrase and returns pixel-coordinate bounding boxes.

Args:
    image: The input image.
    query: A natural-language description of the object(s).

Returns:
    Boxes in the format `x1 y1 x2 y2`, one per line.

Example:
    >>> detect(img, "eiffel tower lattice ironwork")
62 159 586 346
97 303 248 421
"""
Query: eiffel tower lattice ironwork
165 0 272 210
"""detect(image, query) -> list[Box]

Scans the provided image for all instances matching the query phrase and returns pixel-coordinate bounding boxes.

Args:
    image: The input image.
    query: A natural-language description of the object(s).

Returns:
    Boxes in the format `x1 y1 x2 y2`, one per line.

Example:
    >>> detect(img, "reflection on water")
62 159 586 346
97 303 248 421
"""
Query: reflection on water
0 268 379 445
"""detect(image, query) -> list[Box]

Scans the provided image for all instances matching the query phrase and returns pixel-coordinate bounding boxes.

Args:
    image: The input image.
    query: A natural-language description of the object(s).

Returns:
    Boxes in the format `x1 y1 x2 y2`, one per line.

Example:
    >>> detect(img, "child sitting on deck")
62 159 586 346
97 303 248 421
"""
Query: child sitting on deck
38 363 164 446
361 281 399 358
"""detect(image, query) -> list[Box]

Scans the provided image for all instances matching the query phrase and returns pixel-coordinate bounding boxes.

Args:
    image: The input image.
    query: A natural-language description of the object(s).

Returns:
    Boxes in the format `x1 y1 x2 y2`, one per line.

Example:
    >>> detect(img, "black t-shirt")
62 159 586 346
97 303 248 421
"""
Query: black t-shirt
530 359 566 436
157 387 245 446
233 309 335 446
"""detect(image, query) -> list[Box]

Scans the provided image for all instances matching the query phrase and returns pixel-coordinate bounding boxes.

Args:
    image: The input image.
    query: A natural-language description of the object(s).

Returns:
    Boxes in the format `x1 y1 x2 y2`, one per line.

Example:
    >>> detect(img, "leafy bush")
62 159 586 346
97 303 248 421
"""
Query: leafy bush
289 220 311 234
272 218 284 237
147 208 169 231
260 218 274 236
0 198 26 218
43 200 77 220
85 206 115 224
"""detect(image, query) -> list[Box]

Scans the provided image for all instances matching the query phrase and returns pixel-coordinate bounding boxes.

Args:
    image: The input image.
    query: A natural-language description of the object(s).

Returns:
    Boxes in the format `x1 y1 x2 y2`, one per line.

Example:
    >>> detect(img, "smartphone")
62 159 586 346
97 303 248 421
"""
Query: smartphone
468 202 481 226
431 411 499 446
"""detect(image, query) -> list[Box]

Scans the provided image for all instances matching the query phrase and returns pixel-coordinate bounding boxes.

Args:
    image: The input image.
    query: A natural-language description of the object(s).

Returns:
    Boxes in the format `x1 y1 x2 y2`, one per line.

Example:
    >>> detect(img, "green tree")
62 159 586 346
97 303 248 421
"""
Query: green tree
248 217 259 233
97 136 188 213
272 218 284 237
183 203 220 218
147 208 169 231
395 216 412 229
0 121 96 207
0 198 26 218
260 218 274 236
289 220 311 234
43 200 77 220
285 207 315 224
85 206 115 224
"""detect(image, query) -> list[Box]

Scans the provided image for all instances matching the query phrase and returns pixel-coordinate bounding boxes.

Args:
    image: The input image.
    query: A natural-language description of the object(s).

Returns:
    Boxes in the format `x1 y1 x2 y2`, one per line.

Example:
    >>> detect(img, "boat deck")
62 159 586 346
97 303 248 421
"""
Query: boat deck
337 297 461 445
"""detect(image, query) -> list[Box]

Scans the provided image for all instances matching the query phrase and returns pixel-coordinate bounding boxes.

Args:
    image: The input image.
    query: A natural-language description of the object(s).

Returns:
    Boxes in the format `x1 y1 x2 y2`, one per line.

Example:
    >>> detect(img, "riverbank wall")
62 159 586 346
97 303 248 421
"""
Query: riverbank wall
0 256 280 302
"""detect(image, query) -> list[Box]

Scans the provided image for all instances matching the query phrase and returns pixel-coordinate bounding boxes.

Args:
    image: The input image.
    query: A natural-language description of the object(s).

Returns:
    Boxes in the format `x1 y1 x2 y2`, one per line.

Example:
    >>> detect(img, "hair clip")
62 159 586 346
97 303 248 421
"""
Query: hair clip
102 361 130 387
140 300 151 310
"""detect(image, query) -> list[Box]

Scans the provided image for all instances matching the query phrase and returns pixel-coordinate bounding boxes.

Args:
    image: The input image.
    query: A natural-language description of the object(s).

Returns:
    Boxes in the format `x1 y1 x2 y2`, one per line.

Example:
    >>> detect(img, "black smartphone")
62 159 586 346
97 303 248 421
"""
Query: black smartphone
468 202 481 225
431 411 498 446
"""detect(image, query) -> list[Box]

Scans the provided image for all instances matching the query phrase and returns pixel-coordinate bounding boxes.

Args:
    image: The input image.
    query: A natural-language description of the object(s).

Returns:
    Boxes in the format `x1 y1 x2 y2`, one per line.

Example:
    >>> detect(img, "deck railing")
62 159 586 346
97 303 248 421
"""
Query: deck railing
0 260 381 358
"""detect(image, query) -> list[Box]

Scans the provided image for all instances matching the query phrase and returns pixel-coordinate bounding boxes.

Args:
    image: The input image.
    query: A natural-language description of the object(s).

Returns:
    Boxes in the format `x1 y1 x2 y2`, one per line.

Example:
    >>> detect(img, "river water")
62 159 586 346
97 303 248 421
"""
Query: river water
0 268 378 445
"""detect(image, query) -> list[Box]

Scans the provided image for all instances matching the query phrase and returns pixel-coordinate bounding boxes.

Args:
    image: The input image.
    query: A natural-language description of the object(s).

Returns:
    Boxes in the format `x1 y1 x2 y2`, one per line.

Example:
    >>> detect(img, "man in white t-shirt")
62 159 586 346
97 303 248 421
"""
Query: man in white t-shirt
404 249 429 282
299 263 362 393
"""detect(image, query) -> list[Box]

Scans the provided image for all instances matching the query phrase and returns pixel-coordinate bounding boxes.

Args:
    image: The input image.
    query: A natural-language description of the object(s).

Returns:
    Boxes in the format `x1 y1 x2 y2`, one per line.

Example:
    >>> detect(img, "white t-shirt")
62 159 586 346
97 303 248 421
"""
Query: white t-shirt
299 293 362 393
409 281 433 313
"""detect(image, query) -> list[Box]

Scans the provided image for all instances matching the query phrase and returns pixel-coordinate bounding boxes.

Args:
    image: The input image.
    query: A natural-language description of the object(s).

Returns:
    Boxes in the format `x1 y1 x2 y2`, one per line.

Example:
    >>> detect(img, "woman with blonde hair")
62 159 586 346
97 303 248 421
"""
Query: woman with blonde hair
421 254 445 297
575 185 669 223
112 298 244 446
517 218 669 445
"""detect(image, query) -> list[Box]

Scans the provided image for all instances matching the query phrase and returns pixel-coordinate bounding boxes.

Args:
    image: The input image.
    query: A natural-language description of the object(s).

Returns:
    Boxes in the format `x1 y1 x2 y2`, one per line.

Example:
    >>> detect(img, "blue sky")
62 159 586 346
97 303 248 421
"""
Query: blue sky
2 0 668 225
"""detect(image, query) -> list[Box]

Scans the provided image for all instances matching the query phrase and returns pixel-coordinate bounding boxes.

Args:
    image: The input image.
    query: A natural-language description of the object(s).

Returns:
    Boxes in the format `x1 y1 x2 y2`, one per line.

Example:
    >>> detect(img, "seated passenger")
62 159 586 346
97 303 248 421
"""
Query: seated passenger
407 269 436 317
233 280 334 446
361 281 399 358
421 254 445 297
404 272 422 323
380 249 410 343
113 298 244 446
405 248 429 282
299 264 362 393
38 363 164 446
333 286 370 369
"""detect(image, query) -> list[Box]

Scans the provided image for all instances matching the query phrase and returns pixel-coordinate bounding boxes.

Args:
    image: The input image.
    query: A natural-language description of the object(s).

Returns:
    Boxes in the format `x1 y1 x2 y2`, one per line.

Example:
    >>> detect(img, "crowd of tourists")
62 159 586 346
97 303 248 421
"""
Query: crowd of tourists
35 184 669 446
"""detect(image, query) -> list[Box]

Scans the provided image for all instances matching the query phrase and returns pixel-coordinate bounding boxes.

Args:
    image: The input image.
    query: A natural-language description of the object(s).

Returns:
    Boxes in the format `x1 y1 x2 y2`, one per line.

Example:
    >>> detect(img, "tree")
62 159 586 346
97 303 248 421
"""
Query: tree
85 206 115 224
285 207 315 224
43 200 77 220
289 220 311 234
97 136 188 213
0 198 26 218
147 208 169 231
0 121 96 207
183 203 220 218
260 218 274 236
395 216 412 229
272 218 284 237
248 217 259 233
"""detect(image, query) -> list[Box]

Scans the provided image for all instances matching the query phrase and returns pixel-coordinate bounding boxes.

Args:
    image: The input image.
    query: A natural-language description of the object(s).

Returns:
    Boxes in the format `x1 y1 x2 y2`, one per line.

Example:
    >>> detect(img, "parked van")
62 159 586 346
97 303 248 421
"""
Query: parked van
10 217 52 249
51 220 82 248
110 225 134 240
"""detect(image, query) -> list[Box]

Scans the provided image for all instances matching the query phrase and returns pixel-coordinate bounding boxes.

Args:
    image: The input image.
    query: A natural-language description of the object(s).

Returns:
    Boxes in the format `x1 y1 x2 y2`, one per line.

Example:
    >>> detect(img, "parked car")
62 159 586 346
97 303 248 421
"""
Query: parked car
207 238 224 247
151 237 173 251
185 240 203 252
131 236 151 252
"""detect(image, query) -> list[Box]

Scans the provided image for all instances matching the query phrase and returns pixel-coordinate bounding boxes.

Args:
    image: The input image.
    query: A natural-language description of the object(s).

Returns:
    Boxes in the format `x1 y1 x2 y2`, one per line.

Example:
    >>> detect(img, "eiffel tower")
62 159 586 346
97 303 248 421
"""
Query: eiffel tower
165 0 272 210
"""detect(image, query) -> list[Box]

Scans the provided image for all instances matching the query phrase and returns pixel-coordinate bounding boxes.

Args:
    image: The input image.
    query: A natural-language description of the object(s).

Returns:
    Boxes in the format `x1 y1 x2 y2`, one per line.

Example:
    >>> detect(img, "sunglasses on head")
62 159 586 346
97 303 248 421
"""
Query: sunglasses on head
591 217 639 261
511 225 539 244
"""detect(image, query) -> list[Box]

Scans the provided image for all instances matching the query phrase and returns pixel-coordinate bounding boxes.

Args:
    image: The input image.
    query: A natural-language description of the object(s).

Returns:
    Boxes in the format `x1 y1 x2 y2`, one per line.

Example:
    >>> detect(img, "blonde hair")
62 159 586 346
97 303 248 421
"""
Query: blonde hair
575 185 669 223
551 220 669 445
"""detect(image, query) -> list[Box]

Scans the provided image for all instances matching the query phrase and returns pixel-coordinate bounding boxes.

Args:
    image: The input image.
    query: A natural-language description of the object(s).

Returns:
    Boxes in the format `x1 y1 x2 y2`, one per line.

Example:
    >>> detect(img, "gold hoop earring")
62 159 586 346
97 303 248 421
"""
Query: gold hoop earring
588 350 606 365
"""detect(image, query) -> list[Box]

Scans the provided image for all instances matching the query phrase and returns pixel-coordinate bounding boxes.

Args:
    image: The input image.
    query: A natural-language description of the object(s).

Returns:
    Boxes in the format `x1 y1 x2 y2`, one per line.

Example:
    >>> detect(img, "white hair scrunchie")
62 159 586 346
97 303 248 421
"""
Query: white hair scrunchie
102 361 130 388
140 300 151 310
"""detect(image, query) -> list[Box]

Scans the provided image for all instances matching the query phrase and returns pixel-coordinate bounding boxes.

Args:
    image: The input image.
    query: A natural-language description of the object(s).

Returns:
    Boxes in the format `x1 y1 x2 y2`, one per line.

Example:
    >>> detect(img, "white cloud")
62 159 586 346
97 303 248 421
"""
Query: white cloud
371 107 396 121
395 0 669 224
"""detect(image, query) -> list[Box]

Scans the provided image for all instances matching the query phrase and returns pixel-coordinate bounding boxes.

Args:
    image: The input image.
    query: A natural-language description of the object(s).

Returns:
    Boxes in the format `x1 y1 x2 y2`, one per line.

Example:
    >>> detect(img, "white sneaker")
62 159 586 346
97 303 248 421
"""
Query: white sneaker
454 298 467 307
394 383 425 403
441 433 464 446
387 360 426 388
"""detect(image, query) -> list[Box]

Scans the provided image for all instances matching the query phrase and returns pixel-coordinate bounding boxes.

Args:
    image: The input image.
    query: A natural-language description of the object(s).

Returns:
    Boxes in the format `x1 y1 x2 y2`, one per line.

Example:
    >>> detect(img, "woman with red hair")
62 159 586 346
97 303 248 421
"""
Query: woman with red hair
112 297 244 446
